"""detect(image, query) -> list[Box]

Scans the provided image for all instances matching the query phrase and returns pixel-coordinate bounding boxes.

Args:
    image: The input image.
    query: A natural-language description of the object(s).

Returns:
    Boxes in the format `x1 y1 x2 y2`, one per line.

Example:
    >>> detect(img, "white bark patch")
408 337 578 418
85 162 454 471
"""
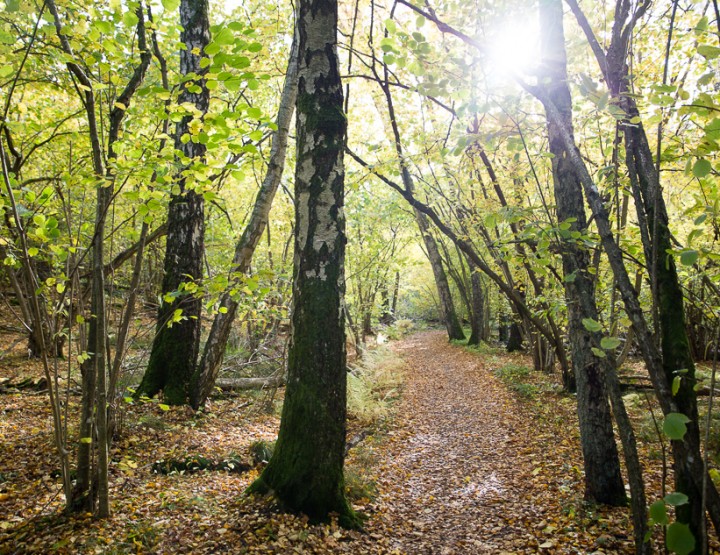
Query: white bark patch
304 263 327 280
296 190 310 251
312 167 341 255
304 12 334 93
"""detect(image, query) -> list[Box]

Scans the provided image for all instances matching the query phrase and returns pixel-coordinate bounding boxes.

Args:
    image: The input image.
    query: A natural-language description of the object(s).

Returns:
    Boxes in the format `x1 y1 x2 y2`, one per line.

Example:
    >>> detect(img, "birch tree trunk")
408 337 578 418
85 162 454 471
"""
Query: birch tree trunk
246 0 359 527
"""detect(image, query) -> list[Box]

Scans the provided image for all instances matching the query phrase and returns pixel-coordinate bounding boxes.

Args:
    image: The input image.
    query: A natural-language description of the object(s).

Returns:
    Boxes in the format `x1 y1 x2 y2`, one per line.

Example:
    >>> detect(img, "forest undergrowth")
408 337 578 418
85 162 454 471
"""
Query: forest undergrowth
0 329 718 554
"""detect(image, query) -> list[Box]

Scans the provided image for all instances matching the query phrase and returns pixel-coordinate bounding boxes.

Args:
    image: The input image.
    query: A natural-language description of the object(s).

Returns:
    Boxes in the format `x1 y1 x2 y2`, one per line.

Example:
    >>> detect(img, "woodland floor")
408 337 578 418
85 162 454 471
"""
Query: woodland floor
0 330 716 553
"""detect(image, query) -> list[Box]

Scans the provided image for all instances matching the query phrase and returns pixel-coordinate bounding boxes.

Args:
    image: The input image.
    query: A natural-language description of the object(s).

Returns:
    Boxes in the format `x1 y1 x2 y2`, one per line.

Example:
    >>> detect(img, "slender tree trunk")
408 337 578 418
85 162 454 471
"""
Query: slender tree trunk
47 0 116 515
137 0 209 405
391 271 400 316
538 77 720 540
247 0 358 527
377 72 464 341
379 286 393 325
539 0 626 507
625 103 704 545
420 220 465 340
467 258 484 346
190 32 299 409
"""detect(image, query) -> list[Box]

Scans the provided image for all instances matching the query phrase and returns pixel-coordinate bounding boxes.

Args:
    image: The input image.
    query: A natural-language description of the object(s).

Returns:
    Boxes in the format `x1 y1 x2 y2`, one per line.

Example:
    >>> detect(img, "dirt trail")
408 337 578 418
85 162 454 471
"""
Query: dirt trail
364 331 596 554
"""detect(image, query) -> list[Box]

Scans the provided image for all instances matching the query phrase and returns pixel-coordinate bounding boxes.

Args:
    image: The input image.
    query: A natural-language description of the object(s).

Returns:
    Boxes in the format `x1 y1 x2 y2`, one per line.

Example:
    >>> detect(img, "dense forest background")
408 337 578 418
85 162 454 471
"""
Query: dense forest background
2 0 720 553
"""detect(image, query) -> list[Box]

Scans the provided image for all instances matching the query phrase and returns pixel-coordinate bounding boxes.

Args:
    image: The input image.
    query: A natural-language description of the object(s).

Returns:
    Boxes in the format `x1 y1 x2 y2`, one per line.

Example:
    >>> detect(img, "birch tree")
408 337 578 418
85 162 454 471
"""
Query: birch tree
247 0 359 527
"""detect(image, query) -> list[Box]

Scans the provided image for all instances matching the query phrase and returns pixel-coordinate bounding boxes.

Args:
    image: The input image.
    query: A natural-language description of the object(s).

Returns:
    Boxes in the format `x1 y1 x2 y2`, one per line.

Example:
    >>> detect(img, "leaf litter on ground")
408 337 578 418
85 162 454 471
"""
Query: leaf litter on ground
1 330 718 553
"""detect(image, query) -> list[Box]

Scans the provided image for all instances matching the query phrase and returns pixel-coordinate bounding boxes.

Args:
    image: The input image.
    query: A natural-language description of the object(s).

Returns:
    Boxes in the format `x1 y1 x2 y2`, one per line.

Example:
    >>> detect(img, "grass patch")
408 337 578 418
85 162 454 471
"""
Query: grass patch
344 465 378 502
493 363 538 398
458 339 505 356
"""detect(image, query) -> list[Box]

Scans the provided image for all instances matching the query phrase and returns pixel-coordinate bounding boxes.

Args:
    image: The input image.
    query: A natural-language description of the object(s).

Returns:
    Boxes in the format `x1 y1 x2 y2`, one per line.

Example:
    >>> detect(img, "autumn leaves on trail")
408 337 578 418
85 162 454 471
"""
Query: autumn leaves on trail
368 331 633 554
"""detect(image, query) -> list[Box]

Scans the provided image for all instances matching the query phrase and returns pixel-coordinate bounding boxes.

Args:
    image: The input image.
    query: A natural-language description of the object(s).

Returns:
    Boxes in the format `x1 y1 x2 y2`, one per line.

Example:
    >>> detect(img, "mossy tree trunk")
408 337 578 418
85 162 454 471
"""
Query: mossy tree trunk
247 0 358 527
137 0 209 406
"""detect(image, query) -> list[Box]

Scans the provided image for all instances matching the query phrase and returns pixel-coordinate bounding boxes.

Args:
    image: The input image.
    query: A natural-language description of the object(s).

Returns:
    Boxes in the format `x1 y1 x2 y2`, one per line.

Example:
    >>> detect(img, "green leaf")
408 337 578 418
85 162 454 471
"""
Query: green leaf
94 20 113 34
384 19 397 33
80 437 92 444
582 318 602 332
591 347 606 358
224 76 241 91
0 65 13 78
666 522 695 555
158 404 170 411
692 159 712 178
649 500 668 526
204 42 220 56
123 10 139 28
663 412 691 440
161 0 180 11
710 468 720 483
672 375 681 396
600 337 621 350
4 0 19 12
680 249 699 266
664 492 689 506
698 44 720 60
214 28 234 46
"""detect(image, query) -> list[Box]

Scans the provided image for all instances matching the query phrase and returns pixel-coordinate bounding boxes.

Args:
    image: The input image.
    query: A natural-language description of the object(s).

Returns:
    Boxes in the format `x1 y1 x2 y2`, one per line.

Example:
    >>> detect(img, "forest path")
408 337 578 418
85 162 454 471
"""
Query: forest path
364 330 590 554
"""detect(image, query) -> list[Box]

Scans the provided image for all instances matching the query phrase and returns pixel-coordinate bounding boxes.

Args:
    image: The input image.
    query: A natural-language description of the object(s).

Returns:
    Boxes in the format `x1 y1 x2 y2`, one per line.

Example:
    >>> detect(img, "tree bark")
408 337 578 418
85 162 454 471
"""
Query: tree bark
246 0 358 527
137 0 209 406
420 219 465 340
190 32 299 409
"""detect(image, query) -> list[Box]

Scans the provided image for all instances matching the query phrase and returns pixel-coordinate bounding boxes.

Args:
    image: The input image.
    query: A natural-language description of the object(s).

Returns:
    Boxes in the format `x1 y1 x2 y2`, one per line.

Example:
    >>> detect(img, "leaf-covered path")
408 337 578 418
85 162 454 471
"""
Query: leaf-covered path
364 330 630 554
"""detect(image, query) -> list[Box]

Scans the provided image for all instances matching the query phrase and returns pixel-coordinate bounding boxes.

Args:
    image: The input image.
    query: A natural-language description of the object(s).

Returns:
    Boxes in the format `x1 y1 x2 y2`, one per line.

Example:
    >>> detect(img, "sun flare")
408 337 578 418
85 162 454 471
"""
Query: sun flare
487 19 542 77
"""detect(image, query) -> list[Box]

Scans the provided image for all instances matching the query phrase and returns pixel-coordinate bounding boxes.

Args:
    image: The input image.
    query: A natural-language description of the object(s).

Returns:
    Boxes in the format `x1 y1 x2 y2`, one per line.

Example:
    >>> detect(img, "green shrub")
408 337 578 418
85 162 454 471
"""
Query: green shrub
384 318 415 340
344 465 378 501
493 363 531 381
347 346 404 425
464 341 504 356
493 363 537 398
